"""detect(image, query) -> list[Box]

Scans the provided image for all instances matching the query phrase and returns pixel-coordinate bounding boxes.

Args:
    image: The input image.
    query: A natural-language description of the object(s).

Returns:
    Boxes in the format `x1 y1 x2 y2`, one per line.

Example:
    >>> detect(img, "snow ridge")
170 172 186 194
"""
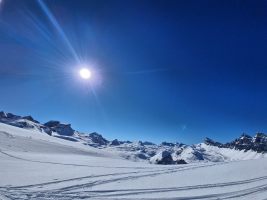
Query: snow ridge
0 111 266 164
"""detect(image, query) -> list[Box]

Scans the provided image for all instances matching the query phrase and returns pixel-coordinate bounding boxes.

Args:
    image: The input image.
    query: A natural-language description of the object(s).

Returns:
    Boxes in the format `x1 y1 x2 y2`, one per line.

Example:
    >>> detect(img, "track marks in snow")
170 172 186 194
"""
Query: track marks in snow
2 163 267 200
0 149 148 169
2 130 267 200
79 176 267 198
3 179 267 200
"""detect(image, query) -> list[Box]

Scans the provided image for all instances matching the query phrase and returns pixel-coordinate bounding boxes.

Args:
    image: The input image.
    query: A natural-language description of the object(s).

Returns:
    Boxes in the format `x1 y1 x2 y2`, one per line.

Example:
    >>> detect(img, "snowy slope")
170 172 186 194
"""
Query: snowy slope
1 111 267 164
1 123 267 200
1 110 267 164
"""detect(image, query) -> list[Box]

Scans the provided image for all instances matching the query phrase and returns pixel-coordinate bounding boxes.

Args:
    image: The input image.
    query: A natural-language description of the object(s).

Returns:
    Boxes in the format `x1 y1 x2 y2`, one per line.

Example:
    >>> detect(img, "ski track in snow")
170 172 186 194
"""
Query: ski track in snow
1 148 267 200
1 125 267 200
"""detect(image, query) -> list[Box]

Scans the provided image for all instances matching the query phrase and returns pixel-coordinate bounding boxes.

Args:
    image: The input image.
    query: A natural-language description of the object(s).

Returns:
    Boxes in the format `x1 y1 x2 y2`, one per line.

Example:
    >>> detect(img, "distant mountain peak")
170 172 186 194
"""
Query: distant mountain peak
22 116 39 124
161 142 176 147
44 120 75 136
1 111 267 165
204 137 222 147
89 132 109 146
203 133 267 153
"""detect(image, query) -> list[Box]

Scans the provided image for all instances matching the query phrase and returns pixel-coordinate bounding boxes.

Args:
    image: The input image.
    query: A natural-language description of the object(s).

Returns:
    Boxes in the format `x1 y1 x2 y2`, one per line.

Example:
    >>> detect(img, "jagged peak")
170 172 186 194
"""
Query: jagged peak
239 133 252 139
254 132 267 137
204 137 214 143
142 141 155 145
89 132 104 137
44 120 67 127
1 110 267 154
110 139 121 146
21 115 39 124
0 111 7 118
0 111 39 124
0 112 20 120
44 120 74 136
204 137 222 147
161 142 175 147
89 132 109 145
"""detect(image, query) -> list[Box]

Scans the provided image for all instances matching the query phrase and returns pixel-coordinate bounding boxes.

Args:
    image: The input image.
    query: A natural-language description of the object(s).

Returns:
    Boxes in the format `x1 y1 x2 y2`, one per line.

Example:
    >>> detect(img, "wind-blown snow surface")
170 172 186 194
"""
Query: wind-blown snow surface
1 123 267 200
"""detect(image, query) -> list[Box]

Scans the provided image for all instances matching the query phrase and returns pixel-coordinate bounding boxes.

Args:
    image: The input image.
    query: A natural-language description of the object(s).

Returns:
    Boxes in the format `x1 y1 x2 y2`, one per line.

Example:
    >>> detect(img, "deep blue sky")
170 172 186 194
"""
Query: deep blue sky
1 0 267 144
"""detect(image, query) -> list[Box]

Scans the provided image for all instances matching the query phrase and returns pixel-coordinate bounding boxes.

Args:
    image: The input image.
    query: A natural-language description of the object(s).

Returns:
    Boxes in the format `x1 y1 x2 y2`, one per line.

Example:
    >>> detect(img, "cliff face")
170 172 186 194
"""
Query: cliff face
205 133 267 153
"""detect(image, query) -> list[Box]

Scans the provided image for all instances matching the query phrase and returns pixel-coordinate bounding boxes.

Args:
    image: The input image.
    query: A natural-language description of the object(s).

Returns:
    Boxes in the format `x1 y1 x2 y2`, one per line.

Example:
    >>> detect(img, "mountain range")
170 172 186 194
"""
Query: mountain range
1 111 266 165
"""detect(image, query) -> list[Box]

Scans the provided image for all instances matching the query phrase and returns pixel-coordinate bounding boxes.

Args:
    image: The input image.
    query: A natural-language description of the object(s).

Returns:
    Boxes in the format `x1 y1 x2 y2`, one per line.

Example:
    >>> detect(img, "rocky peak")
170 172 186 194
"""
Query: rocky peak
142 141 155 146
204 137 222 147
22 116 39 124
233 134 252 145
253 133 267 143
0 111 39 124
89 132 109 145
44 120 74 136
150 150 174 165
176 159 187 164
6 113 20 119
0 111 7 118
44 120 61 127
0 111 20 121
110 139 121 146
161 142 175 147
212 133 267 153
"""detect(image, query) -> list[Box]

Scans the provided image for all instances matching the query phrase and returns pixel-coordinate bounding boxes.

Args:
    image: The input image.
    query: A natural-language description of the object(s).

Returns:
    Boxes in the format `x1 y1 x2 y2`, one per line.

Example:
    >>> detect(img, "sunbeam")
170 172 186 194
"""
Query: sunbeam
37 0 80 63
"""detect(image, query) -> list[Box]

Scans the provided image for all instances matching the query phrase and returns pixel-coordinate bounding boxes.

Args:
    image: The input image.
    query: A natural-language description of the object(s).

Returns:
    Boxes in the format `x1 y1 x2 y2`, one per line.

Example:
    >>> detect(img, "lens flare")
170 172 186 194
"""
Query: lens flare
79 68 91 79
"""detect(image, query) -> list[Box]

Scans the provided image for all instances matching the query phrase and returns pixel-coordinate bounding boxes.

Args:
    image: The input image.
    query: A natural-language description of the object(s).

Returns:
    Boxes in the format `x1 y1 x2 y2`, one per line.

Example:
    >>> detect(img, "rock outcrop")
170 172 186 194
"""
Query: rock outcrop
44 121 75 136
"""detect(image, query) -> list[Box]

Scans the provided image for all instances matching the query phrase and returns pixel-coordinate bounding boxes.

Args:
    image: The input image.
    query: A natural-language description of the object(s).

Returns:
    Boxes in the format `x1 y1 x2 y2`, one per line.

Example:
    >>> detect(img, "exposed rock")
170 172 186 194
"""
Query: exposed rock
161 142 175 147
9 121 35 129
43 127 52 136
54 135 79 142
22 116 39 124
252 133 267 153
206 133 267 153
143 141 155 145
150 150 174 165
0 111 7 118
176 159 187 164
44 120 74 136
110 139 121 146
6 113 20 119
0 112 20 121
204 137 222 147
1 111 267 165
135 141 144 146
136 153 148 160
89 132 109 145
44 120 61 127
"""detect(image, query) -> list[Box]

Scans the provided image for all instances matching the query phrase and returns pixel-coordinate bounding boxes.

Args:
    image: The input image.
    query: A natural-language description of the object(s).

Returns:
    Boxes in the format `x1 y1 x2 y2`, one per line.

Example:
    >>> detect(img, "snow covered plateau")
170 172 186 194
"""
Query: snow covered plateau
1 111 267 200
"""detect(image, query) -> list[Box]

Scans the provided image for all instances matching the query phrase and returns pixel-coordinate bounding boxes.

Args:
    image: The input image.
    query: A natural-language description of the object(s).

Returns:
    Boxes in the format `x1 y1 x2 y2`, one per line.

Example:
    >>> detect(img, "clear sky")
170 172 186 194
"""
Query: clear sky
0 0 267 144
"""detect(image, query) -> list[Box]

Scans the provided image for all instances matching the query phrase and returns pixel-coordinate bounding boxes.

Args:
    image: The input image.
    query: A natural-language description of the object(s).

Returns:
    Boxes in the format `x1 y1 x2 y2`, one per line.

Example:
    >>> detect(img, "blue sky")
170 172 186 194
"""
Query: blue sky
1 0 267 144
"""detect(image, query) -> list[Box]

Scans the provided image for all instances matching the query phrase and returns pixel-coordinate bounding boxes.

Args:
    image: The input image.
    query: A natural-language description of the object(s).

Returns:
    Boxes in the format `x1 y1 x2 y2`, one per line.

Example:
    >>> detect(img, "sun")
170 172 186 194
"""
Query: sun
79 68 91 80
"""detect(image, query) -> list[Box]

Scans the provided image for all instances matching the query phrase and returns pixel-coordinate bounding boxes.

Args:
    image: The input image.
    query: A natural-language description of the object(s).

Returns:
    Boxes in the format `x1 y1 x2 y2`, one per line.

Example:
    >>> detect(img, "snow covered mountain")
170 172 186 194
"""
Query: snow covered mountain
0 111 266 165
204 134 267 153
1 120 267 200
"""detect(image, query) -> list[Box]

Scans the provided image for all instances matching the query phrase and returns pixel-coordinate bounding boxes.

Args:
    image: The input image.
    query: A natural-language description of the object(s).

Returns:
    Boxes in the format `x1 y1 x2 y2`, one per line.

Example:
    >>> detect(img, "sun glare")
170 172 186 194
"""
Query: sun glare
79 68 91 80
